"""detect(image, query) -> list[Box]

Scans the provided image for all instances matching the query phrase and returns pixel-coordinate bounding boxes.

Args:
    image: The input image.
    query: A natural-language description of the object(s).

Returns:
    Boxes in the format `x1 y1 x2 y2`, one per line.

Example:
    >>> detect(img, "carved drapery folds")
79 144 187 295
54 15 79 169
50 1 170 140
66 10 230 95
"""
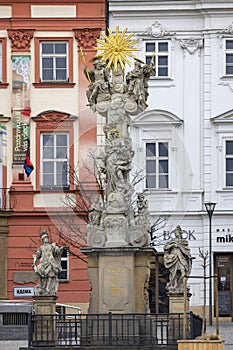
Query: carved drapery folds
74 28 101 50
8 29 34 52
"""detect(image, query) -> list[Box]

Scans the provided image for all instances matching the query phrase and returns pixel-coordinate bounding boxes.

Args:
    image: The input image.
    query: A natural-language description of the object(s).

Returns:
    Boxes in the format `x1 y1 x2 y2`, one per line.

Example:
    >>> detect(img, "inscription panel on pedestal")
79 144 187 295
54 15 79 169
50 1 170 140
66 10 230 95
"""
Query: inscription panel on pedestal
100 258 134 312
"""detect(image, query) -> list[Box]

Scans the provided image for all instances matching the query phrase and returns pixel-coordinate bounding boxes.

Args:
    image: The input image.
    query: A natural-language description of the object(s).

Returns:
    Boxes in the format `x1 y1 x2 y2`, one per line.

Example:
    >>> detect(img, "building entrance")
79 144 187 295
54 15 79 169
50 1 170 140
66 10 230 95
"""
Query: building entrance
149 254 169 313
214 253 233 317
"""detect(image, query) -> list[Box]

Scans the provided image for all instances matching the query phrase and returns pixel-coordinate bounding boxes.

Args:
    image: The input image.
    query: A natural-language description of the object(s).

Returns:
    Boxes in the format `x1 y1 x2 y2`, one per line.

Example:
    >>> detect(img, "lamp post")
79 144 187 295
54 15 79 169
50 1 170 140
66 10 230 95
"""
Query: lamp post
204 202 216 326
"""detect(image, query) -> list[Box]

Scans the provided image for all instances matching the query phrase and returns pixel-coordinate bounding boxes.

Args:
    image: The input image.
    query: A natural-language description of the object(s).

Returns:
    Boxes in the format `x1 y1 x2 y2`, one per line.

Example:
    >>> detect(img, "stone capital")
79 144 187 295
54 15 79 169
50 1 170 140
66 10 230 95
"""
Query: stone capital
74 28 101 50
8 29 34 52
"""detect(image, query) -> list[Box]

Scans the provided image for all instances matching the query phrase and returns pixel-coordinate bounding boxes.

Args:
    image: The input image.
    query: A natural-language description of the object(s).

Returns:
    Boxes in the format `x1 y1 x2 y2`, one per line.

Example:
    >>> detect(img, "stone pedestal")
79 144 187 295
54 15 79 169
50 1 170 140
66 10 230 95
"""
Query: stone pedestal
32 295 57 346
168 293 192 340
81 246 155 314
168 293 191 314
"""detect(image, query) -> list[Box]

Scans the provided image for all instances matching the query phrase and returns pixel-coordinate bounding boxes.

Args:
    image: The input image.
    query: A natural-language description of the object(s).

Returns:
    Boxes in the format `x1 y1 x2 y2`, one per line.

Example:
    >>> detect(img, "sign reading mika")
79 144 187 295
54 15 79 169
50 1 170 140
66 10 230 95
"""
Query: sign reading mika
83 27 155 248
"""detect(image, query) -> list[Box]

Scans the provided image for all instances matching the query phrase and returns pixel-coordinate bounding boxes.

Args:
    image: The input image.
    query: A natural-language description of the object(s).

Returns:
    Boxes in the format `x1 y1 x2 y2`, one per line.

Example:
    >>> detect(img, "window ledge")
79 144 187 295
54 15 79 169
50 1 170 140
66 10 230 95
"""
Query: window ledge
219 75 233 80
33 82 75 89
149 78 175 88
0 83 9 89
216 188 233 192
144 189 178 194
40 186 70 192
150 77 172 80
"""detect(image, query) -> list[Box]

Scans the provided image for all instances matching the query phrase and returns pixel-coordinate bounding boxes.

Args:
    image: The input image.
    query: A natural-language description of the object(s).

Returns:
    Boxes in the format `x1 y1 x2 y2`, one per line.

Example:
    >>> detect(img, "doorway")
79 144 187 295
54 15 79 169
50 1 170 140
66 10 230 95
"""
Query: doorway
214 253 233 317
149 254 169 313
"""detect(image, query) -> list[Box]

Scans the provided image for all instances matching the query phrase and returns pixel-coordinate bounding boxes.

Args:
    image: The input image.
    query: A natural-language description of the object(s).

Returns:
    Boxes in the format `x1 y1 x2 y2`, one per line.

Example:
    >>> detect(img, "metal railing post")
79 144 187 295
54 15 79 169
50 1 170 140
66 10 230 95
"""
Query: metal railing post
108 312 112 345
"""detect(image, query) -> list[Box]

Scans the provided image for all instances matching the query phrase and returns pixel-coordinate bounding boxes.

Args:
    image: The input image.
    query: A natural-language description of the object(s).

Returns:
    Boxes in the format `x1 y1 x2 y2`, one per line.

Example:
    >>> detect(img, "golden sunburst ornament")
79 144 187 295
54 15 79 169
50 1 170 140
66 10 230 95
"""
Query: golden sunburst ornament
95 26 138 72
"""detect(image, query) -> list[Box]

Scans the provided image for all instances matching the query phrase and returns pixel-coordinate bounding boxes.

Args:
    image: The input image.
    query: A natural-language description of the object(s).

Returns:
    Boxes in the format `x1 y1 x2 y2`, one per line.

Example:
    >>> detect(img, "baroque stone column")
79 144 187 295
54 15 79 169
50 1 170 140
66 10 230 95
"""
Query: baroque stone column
81 27 155 315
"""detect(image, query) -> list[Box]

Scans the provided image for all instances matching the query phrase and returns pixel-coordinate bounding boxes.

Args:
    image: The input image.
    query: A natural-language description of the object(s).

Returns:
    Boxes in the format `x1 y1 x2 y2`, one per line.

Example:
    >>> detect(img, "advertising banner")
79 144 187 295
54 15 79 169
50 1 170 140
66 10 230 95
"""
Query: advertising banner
12 55 30 163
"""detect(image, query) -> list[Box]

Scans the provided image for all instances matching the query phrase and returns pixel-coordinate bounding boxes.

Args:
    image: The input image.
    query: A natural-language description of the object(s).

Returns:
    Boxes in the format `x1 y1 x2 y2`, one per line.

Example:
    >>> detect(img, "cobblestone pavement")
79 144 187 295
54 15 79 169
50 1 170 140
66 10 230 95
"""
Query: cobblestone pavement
0 323 233 349
206 321 233 350
0 340 27 350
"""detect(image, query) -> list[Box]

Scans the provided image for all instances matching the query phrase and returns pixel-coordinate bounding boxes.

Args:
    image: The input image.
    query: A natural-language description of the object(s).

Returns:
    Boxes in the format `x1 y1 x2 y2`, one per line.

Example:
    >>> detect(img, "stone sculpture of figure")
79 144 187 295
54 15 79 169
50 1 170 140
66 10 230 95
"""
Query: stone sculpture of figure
164 225 192 294
84 58 111 109
136 193 150 225
105 129 133 196
89 196 102 225
32 230 64 296
126 59 154 110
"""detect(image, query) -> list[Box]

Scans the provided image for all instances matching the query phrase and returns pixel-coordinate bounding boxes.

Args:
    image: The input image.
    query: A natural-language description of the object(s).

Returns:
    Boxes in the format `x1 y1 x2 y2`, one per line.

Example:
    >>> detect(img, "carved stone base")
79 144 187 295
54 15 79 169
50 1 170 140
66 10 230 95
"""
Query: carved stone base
168 292 191 314
168 292 192 340
32 295 57 346
81 246 155 314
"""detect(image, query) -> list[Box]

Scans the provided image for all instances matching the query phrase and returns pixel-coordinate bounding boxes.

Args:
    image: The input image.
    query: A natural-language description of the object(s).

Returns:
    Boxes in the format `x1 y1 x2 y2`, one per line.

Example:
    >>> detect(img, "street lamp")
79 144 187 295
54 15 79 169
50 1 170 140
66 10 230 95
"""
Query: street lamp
204 202 216 326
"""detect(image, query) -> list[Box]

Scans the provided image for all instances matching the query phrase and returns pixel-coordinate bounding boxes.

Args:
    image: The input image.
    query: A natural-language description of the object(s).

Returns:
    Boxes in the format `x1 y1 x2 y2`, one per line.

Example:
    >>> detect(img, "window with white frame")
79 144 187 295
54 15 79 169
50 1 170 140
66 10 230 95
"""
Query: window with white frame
40 41 68 82
225 140 233 187
224 39 233 76
0 42 2 82
145 41 170 77
41 133 69 189
145 142 169 189
58 247 69 282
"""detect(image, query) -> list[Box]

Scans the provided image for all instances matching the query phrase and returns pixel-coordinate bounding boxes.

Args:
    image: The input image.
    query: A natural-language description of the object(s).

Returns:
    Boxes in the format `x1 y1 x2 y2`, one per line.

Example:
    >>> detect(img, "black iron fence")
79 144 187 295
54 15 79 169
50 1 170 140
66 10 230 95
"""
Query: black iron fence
29 312 202 348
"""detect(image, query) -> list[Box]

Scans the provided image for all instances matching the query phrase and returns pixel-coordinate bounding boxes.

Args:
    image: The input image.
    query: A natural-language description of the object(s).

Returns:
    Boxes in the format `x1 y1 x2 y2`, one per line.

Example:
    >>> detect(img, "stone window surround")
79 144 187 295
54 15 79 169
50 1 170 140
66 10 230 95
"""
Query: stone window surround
33 37 75 88
33 110 76 191
40 132 70 190
223 38 233 77
145 140 169 190
144 39 171 78
0 38 8 89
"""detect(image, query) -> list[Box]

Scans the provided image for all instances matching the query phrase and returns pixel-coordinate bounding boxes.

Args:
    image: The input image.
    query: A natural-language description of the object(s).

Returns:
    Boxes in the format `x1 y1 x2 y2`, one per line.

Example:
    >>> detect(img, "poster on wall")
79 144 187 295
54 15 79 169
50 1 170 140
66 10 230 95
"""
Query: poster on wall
12 55 31 163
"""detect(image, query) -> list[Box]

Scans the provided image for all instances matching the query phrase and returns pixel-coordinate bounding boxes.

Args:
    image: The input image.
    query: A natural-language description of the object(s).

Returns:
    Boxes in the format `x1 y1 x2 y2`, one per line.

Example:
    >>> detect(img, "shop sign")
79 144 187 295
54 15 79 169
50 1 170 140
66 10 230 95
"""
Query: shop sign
151 229 196 246
216 228 233 243
13 286 34 298
216 234 233 243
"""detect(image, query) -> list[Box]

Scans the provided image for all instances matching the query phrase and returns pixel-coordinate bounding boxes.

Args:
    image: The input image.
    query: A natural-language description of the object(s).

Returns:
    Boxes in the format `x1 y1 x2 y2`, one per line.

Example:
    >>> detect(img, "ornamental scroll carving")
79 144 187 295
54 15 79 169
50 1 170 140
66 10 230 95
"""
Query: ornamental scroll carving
219 22 233 35
138 20 175 38
8 29 34 52
33 111 77 130
74 28 101 49
180 37 203 55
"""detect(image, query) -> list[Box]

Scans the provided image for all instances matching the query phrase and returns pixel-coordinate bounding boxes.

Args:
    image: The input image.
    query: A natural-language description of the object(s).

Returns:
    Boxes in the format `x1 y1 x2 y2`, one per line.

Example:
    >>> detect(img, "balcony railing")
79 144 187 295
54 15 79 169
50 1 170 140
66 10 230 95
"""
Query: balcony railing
0 188 15 211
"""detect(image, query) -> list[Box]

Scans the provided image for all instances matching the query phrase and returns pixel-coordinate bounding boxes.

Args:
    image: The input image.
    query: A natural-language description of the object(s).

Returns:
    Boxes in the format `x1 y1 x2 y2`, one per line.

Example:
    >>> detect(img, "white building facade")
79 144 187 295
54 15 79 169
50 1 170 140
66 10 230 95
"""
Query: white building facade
108 0 233 318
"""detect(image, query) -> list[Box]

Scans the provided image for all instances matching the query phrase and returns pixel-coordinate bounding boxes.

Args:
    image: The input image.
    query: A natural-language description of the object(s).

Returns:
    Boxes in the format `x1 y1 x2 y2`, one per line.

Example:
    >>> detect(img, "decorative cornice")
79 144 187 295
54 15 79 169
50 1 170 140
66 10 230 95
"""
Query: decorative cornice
8 29 34 52
138 21 175 39
74 28 101 50
33 110 77 130
211 109 233 124
133 109 183 127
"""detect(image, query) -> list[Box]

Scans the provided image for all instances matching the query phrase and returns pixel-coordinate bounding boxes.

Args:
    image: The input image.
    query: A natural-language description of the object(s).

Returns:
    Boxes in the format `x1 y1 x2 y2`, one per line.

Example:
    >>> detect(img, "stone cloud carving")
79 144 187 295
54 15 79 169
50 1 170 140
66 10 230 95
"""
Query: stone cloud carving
85 28 154 248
